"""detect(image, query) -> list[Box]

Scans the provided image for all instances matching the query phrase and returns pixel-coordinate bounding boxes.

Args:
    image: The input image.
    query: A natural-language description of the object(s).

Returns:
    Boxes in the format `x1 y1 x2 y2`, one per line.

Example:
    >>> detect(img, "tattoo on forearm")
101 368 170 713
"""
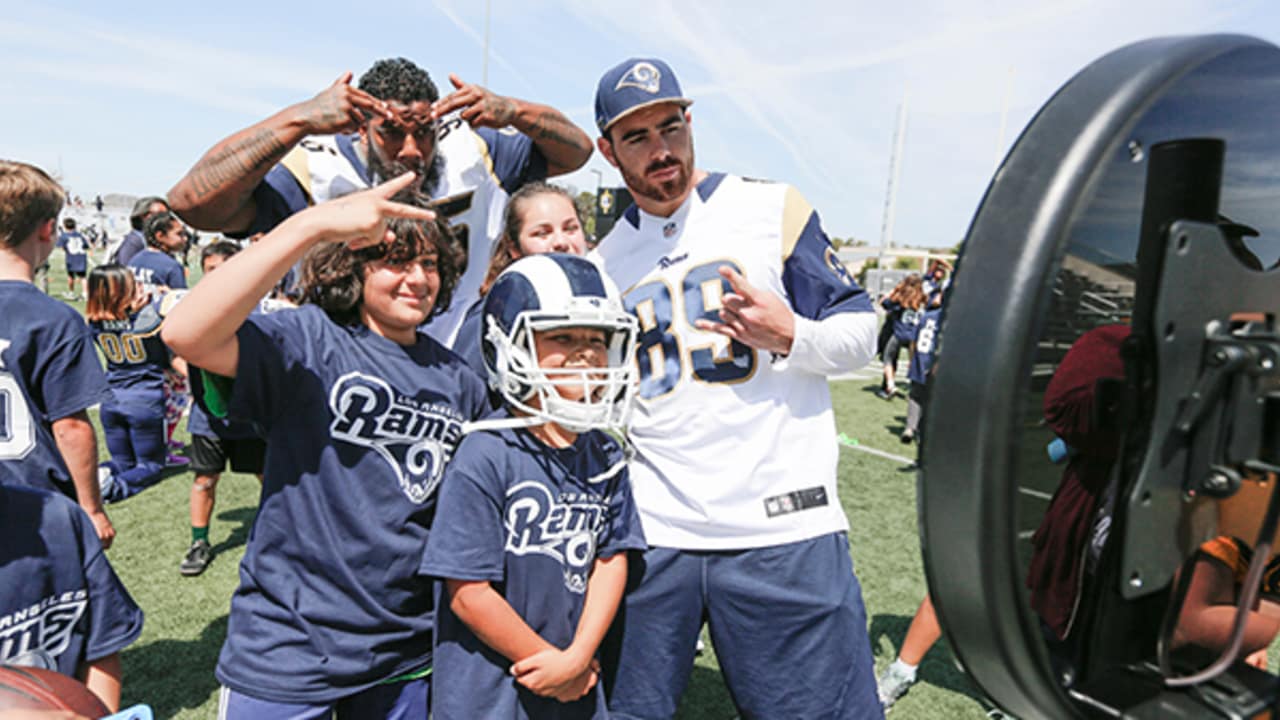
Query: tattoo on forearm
487 96 518 127
184 129 288 200
530 111 590 154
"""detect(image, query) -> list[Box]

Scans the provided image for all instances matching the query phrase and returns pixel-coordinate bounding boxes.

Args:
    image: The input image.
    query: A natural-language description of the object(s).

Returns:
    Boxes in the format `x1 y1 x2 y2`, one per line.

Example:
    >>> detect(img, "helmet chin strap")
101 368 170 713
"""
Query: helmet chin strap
461 413 548 435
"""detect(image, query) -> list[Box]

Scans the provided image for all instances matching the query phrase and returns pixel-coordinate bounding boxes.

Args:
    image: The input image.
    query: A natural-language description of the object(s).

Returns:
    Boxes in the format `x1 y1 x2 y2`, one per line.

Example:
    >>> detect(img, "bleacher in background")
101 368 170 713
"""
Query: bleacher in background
1034 255 1135 389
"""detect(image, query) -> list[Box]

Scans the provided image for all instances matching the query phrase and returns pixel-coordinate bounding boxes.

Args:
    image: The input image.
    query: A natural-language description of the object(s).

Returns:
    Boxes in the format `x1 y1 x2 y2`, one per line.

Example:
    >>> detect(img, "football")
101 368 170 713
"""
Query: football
0 665 109 717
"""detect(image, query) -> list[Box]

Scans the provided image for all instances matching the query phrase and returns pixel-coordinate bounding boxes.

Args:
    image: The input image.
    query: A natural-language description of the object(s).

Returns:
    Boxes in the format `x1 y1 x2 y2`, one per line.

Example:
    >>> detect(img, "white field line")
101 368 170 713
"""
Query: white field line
837 437 914 465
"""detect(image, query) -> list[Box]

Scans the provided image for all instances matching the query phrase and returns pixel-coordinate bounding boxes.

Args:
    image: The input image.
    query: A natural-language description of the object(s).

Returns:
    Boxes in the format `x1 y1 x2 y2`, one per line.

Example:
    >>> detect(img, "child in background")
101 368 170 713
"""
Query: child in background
58 217 89 299
422 254 645 719
126 210 191 464
878 295 943 709
176 241 285 576
901 294 942 444
0 160 115 546
877 274 926 399
85 264 185 502
127 211 187 299
162 173 485 719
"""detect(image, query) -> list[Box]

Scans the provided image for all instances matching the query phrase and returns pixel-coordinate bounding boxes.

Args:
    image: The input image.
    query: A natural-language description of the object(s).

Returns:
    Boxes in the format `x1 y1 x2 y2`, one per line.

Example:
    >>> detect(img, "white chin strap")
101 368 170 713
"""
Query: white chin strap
461 414 549 435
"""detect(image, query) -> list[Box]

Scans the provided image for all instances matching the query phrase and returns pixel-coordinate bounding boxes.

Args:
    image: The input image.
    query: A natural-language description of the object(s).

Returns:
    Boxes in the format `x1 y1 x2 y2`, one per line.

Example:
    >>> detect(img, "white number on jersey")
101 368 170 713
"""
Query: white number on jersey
916 322 937 354
96 332 147 364
430 191 475 259
0 370 35 460
626 259 756 399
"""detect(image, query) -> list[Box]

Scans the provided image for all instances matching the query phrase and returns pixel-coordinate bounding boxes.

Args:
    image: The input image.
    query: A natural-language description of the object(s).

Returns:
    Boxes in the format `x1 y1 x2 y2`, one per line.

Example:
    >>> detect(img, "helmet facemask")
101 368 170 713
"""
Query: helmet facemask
484 298 638 434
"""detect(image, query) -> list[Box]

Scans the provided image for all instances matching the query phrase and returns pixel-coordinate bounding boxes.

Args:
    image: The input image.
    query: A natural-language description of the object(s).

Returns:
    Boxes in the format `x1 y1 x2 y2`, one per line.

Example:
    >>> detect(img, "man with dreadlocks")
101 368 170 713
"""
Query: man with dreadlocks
168 57 593 346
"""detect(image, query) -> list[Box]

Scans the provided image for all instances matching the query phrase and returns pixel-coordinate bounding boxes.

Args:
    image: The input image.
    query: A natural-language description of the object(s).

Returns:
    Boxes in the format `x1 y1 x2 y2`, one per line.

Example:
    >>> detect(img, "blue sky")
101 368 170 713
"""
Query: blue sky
1 0 1275 248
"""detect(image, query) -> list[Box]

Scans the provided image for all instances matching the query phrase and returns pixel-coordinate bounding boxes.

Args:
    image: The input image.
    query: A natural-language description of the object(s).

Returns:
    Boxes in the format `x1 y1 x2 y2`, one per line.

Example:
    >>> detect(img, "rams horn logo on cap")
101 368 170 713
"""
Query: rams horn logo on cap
615 61 662 94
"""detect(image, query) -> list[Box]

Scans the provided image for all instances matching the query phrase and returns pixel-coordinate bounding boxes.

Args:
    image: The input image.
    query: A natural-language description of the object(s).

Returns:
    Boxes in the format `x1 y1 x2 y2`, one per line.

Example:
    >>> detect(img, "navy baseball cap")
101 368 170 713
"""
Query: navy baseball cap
594 58 693 133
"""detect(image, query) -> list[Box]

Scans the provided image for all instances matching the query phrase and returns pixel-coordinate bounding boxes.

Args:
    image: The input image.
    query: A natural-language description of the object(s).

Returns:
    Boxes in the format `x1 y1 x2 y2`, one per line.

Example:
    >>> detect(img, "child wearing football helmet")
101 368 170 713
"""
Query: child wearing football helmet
422 253 646 719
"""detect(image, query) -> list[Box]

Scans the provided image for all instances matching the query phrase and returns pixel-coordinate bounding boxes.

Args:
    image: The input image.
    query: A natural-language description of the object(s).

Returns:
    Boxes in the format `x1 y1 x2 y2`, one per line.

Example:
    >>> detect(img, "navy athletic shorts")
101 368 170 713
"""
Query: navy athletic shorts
602 532 883 719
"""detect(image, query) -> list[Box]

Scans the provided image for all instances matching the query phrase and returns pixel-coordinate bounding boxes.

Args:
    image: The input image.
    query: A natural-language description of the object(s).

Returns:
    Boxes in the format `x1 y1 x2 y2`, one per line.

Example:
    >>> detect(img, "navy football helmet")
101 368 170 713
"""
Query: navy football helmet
478 254 638 433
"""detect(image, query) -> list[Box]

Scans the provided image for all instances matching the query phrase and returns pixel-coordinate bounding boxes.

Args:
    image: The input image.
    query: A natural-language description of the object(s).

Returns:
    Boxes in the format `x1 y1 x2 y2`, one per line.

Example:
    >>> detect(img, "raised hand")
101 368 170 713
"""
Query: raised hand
693 266 796 355
432 73 518 128
296 72 391 135
302 172 436 249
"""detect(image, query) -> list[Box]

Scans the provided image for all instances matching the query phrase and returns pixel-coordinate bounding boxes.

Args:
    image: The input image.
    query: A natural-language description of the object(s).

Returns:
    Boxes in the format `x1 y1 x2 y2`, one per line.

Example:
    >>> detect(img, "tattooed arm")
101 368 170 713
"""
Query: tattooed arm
433 73 593 177
168 72 390 233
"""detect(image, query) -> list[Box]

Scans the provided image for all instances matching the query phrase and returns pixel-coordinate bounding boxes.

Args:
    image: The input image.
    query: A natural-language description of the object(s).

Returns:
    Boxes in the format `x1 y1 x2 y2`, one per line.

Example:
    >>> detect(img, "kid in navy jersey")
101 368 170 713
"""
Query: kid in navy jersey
86 264 184 502
127 211 187 299
162 173 484 719
0 160 115 547
0 483 143 712
876 296 943 710
57 217 89 299
877 274 926 399
128 210 191 460
902 298 942 444
422 254 645 719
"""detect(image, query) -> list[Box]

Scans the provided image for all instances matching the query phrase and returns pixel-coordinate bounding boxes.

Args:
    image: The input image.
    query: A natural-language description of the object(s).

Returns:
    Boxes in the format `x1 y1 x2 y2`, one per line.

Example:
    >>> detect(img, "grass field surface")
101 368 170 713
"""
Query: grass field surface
45 248 997 718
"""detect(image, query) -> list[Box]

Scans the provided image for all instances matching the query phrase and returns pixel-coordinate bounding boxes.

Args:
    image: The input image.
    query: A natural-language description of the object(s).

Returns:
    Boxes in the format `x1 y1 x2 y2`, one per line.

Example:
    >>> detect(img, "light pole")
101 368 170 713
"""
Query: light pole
482 0 491 86
588 169 604 243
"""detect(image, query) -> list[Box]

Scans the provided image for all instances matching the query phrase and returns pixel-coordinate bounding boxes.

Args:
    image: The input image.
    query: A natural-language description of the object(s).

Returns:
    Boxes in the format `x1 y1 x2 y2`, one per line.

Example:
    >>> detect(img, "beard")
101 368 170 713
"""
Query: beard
618 149 694 206
366 145 445 198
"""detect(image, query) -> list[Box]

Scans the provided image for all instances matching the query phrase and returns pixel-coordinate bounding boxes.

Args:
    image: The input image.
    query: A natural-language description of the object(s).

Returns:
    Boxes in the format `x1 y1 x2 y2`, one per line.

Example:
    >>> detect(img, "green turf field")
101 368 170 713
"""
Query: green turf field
47 248 994 718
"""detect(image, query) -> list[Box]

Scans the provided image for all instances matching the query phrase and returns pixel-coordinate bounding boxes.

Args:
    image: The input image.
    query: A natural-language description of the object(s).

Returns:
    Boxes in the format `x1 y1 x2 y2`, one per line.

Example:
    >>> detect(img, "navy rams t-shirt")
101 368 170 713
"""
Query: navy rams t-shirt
213 305 487 703
0 484 143 675
127 248 186 298
422 411 646 719
0 282 110 495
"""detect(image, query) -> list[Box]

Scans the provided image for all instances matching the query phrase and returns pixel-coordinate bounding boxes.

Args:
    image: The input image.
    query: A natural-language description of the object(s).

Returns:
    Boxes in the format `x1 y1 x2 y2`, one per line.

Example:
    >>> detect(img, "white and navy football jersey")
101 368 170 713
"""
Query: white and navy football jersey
593 173 874 550
56 231 88 272
909 307 942 386
0 282 110 495
88 299 170 404
245 117 546 346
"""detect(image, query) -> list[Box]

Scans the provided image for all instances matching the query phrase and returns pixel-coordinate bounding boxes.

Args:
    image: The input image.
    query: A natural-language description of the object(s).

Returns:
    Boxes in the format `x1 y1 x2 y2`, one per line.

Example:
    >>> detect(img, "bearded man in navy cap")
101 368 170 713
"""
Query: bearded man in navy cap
591 58 884 719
